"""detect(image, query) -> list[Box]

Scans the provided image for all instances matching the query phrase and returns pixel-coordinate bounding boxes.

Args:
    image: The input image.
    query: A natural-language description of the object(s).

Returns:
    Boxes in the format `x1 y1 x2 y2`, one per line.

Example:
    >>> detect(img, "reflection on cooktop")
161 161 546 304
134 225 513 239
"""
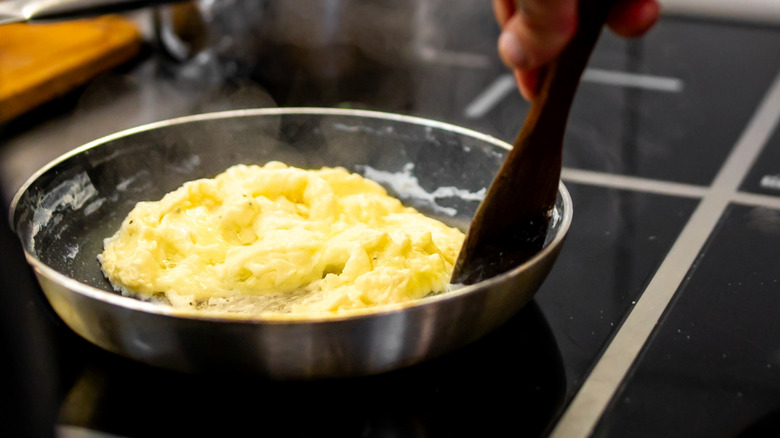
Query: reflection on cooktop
55 303 565 438
740 126 780 198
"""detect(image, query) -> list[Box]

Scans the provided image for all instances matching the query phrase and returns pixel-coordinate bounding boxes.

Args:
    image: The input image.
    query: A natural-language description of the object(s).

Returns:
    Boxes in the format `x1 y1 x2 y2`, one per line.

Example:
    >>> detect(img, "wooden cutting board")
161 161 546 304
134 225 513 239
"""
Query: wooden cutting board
0 16 142 123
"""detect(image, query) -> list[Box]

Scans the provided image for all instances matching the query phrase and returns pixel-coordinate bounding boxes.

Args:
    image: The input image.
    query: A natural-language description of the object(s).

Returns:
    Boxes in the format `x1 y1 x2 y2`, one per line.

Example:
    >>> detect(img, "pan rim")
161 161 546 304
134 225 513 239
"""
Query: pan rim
11 107 573 324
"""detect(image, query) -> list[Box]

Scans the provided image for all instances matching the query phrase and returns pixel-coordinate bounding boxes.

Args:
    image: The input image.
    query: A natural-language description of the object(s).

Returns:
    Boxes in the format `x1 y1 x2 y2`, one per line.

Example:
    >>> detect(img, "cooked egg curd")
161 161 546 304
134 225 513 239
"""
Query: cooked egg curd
99 162 465 314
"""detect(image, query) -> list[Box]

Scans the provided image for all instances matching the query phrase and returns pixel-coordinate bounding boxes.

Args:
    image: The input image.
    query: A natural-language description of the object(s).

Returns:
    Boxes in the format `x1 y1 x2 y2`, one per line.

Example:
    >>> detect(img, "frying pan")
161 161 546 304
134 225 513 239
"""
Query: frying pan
10 108 571 378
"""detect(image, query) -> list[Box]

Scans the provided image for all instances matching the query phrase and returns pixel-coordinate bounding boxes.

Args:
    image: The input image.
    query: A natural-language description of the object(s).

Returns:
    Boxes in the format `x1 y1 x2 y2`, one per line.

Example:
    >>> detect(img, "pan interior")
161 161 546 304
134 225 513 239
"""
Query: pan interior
12 110 563 309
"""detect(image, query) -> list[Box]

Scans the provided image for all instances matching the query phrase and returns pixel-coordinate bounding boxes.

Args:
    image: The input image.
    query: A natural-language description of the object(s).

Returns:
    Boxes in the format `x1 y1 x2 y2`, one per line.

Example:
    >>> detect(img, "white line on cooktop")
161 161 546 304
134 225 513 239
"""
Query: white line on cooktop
415 46 493 69
550 69 780 438
582 68 684 92
733 192 780 210
561 168 708 198
661 0 780 25
561 169 780 210
463 70 683 118
464 74 517 119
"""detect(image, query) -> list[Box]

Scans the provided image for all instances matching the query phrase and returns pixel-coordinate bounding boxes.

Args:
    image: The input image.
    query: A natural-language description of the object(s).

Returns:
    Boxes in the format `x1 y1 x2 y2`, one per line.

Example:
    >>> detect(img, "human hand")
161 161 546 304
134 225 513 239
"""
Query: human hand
494 0 660 100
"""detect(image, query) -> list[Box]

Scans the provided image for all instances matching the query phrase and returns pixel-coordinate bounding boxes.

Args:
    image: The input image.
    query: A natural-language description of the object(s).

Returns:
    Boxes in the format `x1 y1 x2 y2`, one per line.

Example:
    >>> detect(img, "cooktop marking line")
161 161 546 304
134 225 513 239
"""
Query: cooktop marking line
562 168 708 198
464 69 683 118
464 74 517 119
563 169 780 209
732 192 780 209
582 68 684 92
416 46 493 68
550 70 780 438
662 0 780 26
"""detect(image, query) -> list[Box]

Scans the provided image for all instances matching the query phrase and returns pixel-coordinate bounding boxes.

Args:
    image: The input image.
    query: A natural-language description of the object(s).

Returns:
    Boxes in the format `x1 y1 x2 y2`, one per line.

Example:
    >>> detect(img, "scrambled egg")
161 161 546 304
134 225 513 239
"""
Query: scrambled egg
99 162 465 314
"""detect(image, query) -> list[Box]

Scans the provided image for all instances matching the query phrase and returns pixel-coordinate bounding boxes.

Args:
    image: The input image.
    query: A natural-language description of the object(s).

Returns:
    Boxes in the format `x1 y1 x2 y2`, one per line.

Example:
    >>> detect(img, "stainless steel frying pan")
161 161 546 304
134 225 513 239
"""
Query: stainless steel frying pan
10 108 571 378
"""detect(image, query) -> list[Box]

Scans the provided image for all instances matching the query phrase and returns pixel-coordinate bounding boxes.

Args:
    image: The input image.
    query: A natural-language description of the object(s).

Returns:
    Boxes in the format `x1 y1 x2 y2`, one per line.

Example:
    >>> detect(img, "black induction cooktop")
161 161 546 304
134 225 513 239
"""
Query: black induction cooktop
1 6 780 438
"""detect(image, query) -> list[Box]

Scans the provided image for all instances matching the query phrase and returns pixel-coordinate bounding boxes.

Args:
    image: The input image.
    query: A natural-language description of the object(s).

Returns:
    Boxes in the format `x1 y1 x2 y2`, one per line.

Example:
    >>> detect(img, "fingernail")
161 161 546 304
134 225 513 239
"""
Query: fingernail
498 31 528 69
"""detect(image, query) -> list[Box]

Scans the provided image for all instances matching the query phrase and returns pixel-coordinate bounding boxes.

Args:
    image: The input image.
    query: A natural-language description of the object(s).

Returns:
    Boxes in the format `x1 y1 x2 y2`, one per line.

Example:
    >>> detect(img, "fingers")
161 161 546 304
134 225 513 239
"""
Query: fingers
493 0 515 27
608 0 660 38
495 0 660 100
497 0 578 71
515 69 539 101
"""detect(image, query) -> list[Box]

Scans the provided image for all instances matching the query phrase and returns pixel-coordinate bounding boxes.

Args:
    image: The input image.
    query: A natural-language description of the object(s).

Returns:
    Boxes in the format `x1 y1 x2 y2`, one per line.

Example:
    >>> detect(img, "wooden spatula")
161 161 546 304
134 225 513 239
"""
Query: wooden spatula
451 0 615 285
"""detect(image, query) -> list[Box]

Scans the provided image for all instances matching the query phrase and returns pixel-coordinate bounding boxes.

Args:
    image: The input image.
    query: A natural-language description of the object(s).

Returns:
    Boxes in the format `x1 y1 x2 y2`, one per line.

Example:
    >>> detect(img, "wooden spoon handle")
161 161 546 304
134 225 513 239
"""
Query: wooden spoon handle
451 0 615 284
